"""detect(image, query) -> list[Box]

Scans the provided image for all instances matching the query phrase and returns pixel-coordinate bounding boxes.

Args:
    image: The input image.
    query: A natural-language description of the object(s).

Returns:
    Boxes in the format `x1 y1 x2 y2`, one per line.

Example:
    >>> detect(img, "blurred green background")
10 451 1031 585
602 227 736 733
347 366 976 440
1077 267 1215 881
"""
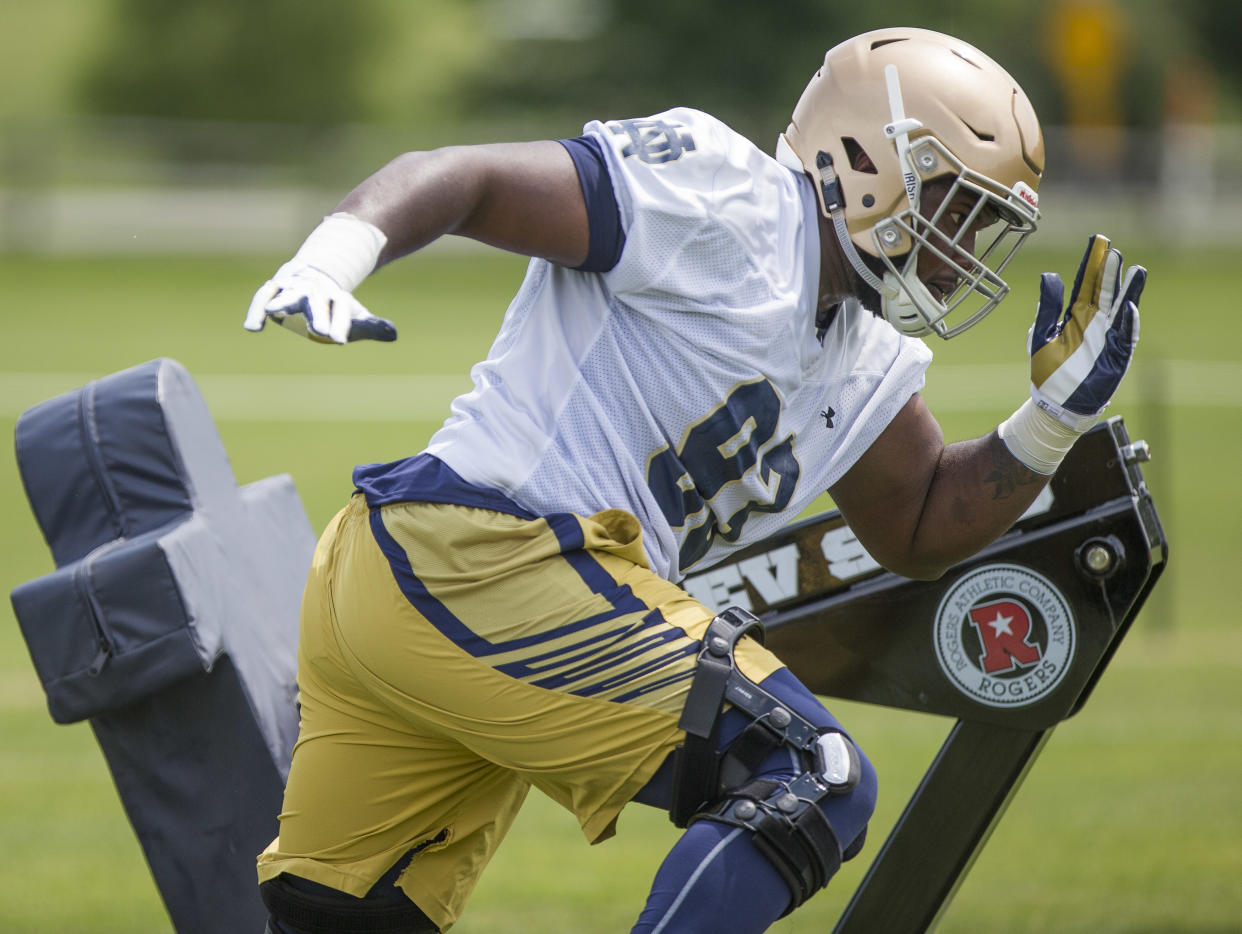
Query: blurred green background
2 1 1240 932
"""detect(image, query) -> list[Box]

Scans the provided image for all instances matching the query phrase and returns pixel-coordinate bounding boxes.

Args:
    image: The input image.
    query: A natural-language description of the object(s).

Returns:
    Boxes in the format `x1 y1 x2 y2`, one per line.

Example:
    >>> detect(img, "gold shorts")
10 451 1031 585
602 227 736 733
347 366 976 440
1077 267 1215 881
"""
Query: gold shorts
256 493 783 930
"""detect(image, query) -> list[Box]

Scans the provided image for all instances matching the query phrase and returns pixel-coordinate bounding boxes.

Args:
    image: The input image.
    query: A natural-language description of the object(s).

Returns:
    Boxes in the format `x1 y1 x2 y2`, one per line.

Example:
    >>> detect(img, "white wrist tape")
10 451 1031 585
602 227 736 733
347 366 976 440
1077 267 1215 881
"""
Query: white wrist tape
997 397 1089 475
289 213 387 292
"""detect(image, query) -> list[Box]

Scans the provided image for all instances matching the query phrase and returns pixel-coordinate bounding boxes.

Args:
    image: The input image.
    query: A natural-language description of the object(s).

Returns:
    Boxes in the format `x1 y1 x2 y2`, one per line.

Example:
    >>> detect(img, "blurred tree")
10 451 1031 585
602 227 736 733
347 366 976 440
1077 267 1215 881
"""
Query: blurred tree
461 0 1061 143
465 0 868 141
76 0 386 125
1182 0 1239 113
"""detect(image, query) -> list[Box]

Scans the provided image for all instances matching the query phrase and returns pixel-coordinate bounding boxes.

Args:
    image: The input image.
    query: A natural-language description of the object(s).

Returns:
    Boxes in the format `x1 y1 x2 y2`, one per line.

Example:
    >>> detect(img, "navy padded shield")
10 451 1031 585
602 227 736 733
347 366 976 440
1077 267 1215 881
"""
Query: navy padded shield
10 358 314 934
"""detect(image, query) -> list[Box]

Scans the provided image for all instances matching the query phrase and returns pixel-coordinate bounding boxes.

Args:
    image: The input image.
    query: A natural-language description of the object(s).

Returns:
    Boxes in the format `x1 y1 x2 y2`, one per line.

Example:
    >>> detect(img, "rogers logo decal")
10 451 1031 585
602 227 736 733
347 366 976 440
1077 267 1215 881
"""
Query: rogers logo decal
933 564 1075 708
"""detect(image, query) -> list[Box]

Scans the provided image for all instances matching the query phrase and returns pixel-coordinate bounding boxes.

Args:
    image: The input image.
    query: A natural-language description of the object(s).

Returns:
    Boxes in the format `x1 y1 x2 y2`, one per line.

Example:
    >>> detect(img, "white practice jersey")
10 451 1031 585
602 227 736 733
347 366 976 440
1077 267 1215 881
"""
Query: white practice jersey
427 108 932 581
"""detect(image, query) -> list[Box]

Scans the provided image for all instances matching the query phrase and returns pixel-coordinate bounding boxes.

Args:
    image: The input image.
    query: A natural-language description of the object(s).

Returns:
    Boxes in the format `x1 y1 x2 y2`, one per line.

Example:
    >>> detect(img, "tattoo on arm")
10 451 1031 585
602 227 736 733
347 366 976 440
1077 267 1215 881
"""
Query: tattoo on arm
984 434 1042 501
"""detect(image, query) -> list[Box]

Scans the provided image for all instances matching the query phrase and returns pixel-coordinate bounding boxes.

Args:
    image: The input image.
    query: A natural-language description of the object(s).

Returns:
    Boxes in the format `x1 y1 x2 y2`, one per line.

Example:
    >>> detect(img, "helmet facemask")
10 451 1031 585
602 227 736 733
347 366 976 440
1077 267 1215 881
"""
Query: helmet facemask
875 134 1040 339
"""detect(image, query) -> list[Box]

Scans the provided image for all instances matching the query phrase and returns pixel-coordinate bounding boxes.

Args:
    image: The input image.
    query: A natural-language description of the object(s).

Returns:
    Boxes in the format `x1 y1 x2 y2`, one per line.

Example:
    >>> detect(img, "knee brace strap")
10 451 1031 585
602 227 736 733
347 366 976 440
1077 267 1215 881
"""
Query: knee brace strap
260 875 439 934
692 778 844 914
671 607 866 910
671 607 861 828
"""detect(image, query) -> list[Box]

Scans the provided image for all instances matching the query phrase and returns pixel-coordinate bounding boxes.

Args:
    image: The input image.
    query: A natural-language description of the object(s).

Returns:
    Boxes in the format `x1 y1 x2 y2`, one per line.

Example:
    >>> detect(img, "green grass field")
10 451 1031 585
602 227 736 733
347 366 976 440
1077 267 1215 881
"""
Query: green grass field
2 245 1240 933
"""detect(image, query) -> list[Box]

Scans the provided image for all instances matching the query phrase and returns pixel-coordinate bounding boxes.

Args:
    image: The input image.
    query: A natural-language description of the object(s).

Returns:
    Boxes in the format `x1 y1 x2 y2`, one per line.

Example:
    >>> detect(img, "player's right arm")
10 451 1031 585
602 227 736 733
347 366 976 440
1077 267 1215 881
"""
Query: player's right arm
339 141 590 269
245 141 590 343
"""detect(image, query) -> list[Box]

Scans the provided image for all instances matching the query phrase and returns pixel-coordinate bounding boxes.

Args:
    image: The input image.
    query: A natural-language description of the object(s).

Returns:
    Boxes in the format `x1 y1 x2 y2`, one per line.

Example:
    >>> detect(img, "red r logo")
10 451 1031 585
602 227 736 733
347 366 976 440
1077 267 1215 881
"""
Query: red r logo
968 599 1041 674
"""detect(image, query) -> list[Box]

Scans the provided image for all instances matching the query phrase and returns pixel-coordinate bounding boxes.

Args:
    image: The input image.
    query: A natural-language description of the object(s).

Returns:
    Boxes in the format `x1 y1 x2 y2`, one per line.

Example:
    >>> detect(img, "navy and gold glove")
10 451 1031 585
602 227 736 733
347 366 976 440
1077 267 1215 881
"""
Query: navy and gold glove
999 234 1146 475
1028 234 1145 431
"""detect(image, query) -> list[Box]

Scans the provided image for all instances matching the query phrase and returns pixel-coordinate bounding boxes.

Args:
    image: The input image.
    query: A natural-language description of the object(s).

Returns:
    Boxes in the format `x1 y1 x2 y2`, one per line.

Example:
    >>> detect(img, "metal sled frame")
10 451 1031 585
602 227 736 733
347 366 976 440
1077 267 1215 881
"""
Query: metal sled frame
685 417 1167 932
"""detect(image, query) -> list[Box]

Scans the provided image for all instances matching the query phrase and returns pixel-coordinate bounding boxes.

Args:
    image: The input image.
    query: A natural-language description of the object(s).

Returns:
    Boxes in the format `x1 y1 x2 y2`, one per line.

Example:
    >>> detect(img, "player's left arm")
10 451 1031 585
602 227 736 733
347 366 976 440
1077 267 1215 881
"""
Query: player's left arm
831 234 1145 580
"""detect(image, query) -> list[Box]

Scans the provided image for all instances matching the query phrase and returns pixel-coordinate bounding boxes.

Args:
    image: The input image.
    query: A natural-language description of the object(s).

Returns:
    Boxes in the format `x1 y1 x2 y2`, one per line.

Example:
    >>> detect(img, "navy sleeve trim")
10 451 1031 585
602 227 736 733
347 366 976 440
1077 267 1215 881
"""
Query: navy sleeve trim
558 136 625 273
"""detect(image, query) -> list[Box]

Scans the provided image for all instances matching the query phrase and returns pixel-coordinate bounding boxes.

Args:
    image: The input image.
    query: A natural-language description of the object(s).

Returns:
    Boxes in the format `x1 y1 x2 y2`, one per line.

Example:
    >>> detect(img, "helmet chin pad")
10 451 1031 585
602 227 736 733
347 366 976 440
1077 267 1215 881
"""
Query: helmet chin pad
881 271 941 338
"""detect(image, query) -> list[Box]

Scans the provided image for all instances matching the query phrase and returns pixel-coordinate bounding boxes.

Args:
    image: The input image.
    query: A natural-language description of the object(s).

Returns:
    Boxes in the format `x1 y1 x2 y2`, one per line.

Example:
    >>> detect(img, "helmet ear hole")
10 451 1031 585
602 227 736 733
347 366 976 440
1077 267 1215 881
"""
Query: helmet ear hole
842 137 877 174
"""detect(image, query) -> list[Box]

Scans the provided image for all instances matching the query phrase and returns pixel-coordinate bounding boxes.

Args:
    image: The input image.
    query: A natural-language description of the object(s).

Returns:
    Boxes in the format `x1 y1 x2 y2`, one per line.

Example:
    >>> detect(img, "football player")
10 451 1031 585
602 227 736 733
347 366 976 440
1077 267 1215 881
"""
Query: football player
245 27 1144 934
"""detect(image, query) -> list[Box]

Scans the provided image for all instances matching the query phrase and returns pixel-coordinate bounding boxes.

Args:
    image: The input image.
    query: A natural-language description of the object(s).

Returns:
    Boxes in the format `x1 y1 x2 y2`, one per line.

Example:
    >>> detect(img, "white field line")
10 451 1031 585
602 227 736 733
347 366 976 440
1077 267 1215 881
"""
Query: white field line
922 360 1242 411
0 373 473 422
0 360 1239 421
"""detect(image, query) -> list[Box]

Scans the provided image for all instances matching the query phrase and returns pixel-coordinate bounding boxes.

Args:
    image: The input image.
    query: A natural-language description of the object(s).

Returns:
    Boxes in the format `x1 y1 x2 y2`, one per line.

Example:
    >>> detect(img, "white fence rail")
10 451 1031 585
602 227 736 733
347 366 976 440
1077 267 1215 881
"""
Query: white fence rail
2 118 1240 254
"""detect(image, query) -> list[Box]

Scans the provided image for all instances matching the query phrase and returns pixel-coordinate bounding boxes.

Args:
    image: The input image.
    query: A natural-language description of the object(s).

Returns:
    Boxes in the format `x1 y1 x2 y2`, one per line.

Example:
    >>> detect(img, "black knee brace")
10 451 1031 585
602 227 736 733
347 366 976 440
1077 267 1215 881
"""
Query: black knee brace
260 873 439 934
671 607 864 912
692 775 845 912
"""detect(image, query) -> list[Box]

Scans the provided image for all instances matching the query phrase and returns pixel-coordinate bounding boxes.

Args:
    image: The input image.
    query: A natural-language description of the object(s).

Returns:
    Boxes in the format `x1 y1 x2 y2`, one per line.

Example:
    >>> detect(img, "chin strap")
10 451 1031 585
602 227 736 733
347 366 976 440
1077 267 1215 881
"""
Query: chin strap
815 150 940 338
813 152 893 298
813 61 933 320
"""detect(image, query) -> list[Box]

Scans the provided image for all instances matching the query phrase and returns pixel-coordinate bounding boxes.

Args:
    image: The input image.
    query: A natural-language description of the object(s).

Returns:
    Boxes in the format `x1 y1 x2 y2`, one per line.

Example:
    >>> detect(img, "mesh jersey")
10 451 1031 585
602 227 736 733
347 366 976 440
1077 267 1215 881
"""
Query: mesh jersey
426 107 932 581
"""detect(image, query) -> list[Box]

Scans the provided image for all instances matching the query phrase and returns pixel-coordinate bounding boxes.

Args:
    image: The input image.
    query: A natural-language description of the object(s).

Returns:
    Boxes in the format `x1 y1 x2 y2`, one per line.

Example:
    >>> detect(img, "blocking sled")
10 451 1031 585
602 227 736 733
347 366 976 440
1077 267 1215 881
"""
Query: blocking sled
11 358 1165 934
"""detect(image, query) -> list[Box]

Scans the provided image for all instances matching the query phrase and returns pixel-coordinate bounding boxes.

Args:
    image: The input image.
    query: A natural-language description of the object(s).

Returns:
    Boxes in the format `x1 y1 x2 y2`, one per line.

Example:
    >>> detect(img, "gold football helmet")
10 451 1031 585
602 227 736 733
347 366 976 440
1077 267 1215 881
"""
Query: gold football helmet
782 27 1045 338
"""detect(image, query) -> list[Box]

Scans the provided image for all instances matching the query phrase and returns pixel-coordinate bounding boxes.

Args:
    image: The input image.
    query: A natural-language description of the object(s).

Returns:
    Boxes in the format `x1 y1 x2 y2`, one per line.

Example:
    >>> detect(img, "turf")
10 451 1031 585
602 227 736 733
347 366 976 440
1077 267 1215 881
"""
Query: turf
1 246 1239 931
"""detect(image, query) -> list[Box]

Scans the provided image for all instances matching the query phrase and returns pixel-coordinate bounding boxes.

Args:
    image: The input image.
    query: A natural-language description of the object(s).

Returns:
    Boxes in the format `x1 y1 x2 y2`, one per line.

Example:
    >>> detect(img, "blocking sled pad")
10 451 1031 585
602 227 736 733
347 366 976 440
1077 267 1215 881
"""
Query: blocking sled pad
11 358 314 934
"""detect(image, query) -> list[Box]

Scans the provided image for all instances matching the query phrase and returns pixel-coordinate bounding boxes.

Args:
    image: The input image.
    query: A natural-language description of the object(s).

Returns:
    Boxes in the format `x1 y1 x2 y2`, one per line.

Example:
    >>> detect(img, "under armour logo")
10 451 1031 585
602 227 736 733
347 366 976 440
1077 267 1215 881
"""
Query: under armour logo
610 119 697 164
820 408 836 428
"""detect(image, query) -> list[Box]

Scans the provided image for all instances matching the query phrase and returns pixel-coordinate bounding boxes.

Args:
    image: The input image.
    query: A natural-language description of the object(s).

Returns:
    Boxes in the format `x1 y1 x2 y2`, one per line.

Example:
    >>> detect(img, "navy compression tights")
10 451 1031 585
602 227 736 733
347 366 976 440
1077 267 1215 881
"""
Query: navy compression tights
629 668 877 934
